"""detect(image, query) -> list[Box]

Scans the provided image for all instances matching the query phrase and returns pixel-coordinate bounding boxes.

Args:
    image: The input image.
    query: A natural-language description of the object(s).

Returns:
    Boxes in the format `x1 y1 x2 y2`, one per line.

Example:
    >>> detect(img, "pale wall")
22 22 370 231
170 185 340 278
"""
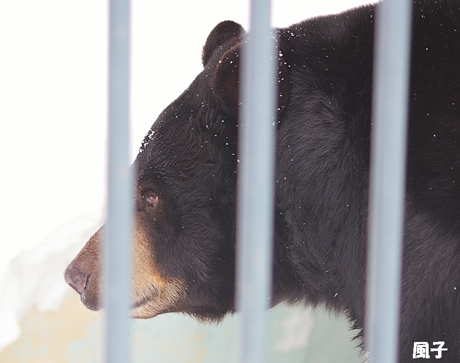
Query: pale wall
0 291 362 363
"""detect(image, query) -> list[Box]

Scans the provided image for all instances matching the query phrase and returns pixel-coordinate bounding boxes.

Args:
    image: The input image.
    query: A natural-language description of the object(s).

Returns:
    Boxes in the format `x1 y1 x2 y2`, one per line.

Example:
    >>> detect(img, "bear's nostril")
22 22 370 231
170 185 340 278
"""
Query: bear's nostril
64 262 91 295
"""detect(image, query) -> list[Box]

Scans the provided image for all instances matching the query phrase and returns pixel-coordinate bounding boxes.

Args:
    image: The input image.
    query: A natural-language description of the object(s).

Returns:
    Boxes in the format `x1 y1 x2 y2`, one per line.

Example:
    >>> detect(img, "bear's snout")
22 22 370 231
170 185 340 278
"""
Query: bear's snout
64 262 90 295
64 229 103 311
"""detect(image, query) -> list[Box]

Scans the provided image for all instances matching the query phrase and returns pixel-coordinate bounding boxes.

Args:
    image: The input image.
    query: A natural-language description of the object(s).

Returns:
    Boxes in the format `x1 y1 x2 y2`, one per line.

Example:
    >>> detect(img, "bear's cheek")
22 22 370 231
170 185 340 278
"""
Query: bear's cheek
130 219 186 318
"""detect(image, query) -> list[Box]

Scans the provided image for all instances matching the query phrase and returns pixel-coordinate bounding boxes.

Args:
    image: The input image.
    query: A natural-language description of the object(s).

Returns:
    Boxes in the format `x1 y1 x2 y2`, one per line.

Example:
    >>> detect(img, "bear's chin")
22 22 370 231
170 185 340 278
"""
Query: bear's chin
131 305 161 319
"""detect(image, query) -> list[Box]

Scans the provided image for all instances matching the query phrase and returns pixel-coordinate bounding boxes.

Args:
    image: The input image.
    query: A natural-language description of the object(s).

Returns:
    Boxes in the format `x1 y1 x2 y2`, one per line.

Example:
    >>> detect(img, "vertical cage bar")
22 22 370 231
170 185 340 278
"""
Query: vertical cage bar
365 1 412 362
105 0 132 362
236 0 276 362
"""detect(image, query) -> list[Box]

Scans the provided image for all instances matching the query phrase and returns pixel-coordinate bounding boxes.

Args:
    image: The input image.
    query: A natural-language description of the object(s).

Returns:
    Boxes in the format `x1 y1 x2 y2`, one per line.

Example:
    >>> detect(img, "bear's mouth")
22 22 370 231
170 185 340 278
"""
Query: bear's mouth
129 280 186 319
130 295 167 318
129 284 168 318
131 295 153 310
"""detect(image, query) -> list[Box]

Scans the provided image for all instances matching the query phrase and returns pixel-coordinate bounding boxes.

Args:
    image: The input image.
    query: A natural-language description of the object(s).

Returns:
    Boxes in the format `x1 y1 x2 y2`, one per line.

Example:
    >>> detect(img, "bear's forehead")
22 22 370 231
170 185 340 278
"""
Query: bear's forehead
135 82 221 179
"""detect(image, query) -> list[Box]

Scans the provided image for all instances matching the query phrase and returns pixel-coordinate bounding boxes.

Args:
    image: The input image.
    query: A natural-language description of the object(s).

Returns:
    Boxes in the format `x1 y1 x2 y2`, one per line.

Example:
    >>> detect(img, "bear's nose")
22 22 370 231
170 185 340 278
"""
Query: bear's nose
64 262 91 295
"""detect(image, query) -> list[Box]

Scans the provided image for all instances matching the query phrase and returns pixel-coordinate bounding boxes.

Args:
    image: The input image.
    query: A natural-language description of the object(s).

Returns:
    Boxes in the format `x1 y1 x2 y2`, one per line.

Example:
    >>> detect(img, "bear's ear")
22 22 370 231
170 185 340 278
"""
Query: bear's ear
211 43 291 119
202 21 245 67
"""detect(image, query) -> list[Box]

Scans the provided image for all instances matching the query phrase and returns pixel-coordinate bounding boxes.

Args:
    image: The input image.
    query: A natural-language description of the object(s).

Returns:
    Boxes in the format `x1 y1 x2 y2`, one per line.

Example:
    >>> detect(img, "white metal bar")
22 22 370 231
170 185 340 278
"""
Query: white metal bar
236 0 276 362
365 1 412 362
105 0 133 362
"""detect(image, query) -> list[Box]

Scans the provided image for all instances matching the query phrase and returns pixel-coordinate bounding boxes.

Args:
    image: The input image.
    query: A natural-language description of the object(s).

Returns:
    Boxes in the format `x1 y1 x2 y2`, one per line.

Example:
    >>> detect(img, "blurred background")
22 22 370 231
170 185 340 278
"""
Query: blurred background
0 0 372 361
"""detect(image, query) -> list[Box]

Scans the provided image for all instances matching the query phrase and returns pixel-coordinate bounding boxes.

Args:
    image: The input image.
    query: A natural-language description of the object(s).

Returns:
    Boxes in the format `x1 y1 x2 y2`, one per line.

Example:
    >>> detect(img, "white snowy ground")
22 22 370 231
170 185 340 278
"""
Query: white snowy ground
0 0 372 351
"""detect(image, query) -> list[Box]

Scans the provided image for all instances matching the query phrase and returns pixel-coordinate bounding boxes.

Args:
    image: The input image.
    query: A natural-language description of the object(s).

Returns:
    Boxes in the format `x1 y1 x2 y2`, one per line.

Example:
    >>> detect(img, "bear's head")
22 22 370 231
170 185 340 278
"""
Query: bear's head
64 21 290 321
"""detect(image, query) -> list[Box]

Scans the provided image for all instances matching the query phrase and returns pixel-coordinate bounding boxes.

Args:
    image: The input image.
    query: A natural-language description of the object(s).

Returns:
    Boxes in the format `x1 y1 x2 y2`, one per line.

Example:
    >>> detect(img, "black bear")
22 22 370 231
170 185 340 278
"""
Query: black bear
65 1 460 361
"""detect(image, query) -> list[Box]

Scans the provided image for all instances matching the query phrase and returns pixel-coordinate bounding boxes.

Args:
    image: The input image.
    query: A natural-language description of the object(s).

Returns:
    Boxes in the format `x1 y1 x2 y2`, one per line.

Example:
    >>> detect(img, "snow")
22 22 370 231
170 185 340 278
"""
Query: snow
0 213 103 349
0 0 373 352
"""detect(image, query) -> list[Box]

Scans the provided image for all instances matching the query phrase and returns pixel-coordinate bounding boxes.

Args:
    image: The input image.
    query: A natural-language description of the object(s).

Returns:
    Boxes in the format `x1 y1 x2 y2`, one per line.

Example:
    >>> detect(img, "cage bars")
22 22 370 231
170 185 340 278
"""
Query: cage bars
105 0 133 362
235 1 276 363
365 1 412 363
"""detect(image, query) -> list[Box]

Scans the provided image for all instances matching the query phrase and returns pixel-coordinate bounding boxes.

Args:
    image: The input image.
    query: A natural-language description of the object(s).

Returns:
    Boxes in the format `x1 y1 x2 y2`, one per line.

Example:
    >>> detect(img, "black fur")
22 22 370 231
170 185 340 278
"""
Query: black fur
135 1 460 361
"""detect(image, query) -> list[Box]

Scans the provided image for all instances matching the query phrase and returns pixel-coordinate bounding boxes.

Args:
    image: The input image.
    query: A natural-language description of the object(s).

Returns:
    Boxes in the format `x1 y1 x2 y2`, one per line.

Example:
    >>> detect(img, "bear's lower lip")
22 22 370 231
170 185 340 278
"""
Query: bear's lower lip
81 293 102 311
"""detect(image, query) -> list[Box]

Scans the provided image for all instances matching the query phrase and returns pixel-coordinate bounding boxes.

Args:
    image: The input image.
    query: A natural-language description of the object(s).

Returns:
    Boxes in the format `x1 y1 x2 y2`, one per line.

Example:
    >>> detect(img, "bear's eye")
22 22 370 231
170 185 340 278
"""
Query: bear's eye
143 193 159 209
